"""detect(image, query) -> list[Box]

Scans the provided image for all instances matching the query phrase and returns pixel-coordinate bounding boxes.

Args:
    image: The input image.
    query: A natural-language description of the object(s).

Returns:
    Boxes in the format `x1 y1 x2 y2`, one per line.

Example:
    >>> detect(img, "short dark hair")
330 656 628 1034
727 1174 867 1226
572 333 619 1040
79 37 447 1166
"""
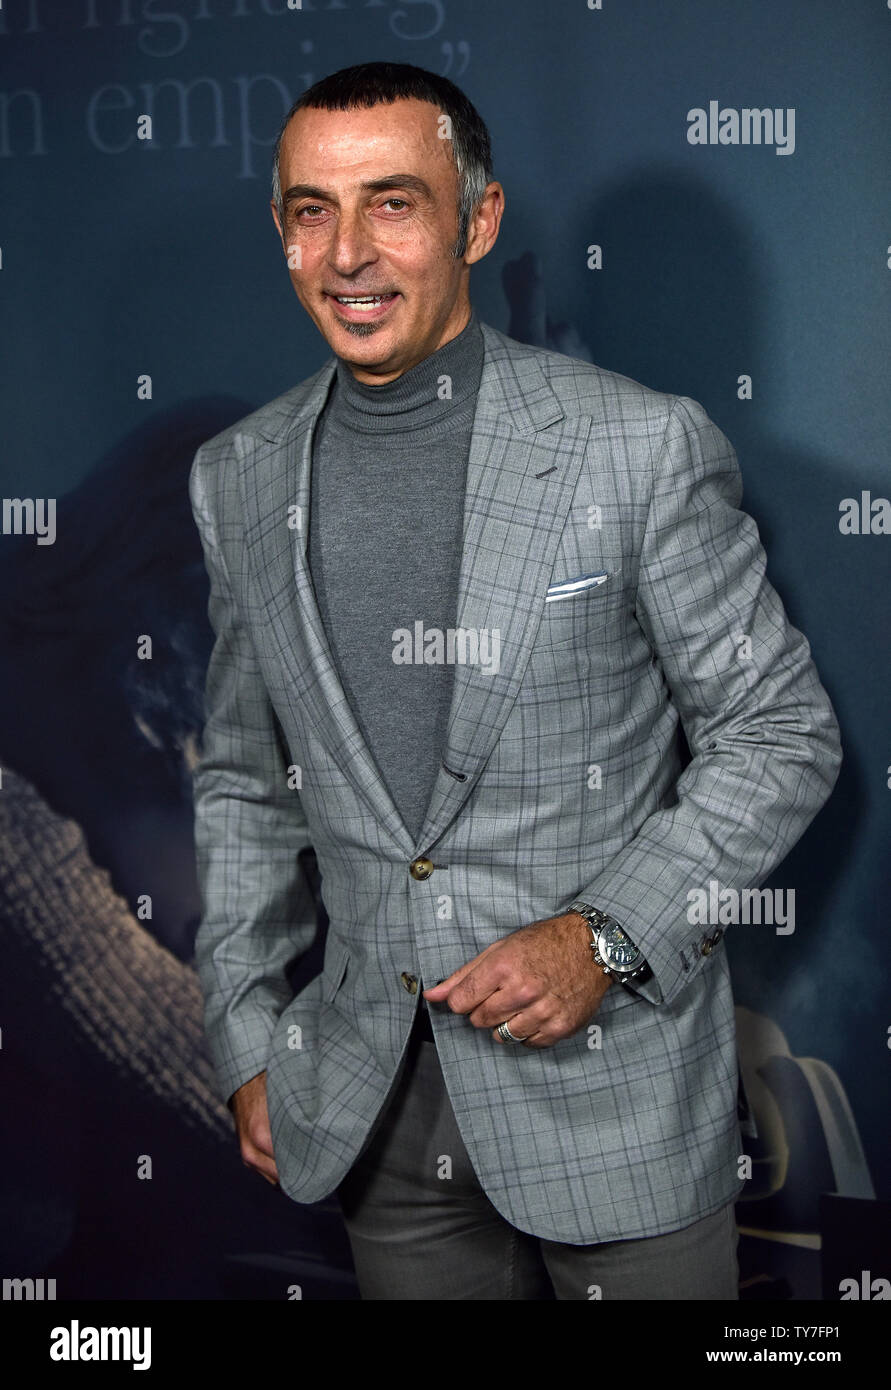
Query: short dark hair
271 61 493 259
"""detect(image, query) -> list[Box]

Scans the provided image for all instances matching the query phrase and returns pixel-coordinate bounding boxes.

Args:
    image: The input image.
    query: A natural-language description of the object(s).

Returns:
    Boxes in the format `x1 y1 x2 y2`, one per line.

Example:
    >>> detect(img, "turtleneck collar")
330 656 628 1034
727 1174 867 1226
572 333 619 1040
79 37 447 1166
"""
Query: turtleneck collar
327 307 484 434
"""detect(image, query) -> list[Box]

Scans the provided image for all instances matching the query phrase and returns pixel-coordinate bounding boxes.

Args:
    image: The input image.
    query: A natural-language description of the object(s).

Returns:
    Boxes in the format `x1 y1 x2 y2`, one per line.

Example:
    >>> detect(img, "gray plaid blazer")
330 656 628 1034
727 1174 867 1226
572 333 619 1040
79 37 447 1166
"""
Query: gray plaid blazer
189 320 841 1244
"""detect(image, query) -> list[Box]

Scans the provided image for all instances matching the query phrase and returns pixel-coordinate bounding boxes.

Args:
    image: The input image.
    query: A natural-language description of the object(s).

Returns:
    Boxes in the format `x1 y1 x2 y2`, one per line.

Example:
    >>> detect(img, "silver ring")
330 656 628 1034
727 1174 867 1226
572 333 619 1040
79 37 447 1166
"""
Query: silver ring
496 1020 526 1044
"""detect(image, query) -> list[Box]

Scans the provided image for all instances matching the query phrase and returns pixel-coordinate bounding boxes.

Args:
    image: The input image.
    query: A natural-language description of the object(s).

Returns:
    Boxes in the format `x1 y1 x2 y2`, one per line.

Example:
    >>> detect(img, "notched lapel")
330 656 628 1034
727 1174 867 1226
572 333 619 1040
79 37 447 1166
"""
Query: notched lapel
416 328 592 850
236 362 422 853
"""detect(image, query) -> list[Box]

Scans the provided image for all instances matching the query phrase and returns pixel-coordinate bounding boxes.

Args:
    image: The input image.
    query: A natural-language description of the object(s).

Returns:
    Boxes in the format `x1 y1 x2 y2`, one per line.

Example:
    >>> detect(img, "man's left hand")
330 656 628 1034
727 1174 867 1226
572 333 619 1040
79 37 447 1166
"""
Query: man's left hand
422 913 612 1049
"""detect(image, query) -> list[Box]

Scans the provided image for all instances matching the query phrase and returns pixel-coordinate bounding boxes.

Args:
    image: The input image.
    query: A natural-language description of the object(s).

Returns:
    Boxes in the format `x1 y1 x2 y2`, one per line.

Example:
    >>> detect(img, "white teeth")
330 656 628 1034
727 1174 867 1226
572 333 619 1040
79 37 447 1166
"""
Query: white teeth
335 294 393 306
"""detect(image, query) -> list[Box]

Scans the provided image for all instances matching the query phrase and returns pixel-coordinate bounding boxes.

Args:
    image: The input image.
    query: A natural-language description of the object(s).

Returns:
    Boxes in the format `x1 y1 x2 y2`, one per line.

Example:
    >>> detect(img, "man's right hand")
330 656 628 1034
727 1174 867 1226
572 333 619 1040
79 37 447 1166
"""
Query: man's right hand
230 1071 280 1187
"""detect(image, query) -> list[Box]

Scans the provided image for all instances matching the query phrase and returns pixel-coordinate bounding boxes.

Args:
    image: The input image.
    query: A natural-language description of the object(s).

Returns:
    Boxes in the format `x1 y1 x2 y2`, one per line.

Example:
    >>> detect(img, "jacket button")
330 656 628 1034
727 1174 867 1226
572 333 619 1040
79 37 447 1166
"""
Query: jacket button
400 972 419 994
410 856 434 880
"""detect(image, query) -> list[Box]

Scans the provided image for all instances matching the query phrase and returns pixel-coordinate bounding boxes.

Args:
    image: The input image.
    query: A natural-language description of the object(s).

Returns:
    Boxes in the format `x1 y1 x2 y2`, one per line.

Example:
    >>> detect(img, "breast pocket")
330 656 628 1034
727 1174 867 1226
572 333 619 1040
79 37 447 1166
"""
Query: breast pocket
534 569 621 651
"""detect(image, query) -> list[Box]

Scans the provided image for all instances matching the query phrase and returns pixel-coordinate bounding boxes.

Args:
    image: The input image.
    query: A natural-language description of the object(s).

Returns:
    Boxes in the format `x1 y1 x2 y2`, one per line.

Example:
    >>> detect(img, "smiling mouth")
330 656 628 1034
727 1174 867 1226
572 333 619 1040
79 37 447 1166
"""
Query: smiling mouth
327 292 399 313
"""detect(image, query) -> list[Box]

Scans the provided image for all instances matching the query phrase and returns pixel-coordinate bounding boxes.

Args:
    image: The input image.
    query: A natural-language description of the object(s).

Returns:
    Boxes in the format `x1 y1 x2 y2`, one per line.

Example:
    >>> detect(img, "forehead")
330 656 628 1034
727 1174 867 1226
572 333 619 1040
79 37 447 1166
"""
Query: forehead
278 97 456 187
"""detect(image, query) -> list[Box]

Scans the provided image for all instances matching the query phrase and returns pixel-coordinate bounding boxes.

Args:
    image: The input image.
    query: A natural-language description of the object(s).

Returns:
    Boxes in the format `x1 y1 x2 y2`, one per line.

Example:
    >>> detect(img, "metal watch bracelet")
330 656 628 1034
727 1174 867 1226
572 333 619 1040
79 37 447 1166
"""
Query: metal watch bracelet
564 899 653 985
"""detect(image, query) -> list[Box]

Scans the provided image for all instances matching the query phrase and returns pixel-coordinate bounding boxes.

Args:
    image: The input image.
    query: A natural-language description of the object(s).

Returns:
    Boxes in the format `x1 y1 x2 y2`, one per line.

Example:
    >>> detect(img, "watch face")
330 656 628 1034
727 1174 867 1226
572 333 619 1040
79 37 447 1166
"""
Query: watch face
600 922 641 969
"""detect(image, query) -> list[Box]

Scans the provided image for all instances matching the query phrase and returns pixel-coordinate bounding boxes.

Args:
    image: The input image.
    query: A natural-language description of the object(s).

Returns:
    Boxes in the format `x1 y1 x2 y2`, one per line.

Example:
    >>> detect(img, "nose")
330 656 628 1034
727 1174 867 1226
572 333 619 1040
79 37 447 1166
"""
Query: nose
327 205 378 279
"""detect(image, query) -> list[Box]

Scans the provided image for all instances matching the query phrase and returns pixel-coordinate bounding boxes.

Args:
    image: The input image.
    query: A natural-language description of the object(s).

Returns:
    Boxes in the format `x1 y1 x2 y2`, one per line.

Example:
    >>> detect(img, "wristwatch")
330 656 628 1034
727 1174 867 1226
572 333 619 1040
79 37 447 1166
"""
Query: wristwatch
564 899 653 989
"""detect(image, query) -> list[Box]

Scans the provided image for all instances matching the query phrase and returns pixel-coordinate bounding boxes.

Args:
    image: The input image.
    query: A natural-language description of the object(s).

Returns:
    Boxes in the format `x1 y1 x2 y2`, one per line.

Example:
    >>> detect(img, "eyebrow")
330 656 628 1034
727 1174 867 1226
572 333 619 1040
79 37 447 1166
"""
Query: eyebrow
282 174 435 207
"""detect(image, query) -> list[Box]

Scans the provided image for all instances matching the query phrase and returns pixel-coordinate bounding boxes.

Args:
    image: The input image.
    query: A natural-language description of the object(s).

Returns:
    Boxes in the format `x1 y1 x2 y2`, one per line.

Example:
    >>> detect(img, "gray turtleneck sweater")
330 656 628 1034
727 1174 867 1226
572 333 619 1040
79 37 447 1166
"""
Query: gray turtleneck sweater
307 308 485 846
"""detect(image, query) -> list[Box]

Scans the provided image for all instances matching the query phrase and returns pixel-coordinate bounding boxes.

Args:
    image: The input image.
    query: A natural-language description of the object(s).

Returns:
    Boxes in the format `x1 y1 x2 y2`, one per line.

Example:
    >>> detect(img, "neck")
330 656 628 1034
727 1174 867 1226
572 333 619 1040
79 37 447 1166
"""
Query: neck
326 307 484 432
345 303 473 385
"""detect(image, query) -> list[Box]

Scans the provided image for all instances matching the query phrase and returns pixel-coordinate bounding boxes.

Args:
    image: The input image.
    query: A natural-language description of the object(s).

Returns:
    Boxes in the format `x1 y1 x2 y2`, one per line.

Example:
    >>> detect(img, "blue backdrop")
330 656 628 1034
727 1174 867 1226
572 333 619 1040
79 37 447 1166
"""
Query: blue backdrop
0 0 888 1301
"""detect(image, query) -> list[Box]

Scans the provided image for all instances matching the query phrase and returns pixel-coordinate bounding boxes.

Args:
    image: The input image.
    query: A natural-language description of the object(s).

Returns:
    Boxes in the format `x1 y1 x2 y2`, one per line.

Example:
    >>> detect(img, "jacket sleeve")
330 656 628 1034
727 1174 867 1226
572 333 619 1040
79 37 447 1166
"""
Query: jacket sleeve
189 445 317 1105
570 396 842 1007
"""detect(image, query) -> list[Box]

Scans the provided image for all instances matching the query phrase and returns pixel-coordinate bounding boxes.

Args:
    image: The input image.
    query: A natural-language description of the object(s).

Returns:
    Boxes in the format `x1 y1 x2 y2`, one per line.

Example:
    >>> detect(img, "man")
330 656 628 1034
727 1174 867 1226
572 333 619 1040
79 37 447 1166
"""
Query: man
188 61 842 1300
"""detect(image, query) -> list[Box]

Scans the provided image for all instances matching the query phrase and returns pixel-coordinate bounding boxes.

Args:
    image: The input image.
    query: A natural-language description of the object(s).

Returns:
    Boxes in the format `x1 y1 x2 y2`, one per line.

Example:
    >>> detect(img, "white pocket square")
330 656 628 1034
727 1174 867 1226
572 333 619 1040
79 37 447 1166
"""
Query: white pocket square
545 570 609 603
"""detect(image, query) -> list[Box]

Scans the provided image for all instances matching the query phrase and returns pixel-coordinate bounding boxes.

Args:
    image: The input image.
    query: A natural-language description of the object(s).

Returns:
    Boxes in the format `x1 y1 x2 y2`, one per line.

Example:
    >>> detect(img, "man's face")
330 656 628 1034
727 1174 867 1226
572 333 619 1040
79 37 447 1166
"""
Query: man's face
271 97 500 383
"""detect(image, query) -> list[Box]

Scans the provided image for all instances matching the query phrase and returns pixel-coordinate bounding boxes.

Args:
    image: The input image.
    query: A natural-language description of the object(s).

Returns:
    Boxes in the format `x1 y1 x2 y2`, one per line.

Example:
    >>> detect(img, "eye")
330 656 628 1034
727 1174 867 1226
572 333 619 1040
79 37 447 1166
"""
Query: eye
382 198 408 211
293 202 328 222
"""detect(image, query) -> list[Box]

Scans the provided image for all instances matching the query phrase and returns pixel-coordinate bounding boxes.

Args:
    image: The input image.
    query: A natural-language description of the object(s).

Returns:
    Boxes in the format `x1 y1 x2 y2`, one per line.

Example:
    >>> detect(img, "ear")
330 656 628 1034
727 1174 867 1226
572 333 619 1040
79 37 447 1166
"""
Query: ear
464 182 505 266
270 200 284 246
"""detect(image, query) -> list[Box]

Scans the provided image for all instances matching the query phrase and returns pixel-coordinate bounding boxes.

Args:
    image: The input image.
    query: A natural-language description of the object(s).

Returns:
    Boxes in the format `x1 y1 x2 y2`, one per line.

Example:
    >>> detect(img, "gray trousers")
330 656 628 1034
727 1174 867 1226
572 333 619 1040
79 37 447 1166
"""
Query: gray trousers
335 1013 740 1300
